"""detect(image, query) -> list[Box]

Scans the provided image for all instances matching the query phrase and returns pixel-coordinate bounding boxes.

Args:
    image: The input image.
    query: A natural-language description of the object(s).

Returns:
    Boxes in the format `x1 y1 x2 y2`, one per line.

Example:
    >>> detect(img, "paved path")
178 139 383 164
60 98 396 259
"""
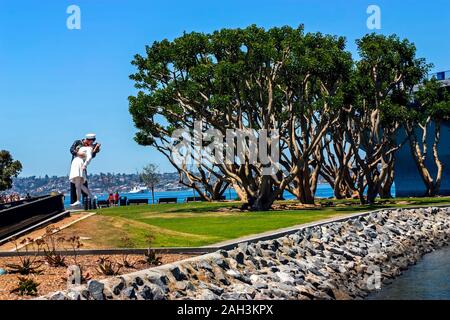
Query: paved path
0 211 96 252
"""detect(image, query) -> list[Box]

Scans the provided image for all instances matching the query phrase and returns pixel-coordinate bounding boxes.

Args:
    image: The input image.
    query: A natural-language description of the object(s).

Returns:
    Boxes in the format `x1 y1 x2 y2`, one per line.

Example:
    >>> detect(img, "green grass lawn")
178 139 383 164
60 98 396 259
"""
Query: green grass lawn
57 196 450 249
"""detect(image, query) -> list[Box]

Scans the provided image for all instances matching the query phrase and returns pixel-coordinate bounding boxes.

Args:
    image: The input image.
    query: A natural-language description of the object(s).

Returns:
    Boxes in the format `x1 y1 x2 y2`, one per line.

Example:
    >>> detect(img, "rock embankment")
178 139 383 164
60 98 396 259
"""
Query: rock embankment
42 207 450 300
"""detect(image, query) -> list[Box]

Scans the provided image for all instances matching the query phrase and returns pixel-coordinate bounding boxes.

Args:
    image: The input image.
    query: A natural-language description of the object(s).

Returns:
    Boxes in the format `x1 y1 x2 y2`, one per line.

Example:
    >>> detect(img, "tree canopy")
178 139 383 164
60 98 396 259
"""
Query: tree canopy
129 25 446 209
0 150 22 192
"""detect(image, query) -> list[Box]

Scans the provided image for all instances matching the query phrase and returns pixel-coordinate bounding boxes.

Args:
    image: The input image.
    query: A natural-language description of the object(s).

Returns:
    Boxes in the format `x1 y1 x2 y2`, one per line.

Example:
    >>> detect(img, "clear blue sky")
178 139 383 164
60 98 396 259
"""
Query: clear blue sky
1 0 449 177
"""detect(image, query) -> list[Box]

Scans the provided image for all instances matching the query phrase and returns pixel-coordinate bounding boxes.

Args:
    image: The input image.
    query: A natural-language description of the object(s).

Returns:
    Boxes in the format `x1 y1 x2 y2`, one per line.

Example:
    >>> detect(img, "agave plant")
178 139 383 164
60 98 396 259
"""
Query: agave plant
120 255 138 269
96 257 122 276
10 277 40 296
40 228 67 267
140 249 162 266
6 257 42 275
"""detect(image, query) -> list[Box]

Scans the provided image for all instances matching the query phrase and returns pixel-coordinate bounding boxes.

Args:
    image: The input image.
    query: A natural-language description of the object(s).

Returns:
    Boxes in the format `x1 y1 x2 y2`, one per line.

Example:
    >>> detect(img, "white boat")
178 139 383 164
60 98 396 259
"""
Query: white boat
165 186 183 191
129 186 148 194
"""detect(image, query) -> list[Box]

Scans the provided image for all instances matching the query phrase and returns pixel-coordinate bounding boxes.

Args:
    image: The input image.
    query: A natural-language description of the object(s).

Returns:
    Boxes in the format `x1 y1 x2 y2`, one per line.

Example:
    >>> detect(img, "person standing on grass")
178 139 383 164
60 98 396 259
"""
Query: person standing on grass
69 133 101 204
114 192 120 206
108 193 114 207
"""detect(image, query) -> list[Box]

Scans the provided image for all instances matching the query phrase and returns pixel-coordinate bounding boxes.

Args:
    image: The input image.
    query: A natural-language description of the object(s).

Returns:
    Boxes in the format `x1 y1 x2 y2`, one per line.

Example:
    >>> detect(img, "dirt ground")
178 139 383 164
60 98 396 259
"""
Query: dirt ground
0 253 193 300
0 211 95 252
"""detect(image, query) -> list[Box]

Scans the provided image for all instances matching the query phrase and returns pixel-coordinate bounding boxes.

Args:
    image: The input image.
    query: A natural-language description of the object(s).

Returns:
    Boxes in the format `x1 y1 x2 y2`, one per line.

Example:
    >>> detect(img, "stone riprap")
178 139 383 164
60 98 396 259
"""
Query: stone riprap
41 207 450 300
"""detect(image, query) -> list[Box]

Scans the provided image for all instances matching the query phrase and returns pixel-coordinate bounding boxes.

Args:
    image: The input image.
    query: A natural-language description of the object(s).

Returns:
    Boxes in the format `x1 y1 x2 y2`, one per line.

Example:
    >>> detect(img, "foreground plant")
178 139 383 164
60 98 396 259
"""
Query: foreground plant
139 234 162 266
10 277 39 296
120 255 138 269
140 249 162 266
6 258 42 275
118 236 138 269
62 236 91 283
96 257 122 276
39 227 67 268
6 238 43 275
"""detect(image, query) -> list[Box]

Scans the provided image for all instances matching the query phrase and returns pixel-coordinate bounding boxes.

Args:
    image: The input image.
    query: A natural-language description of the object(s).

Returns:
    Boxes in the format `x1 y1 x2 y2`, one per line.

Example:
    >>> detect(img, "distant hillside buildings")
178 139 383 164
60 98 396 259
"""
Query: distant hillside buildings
10 172 187 196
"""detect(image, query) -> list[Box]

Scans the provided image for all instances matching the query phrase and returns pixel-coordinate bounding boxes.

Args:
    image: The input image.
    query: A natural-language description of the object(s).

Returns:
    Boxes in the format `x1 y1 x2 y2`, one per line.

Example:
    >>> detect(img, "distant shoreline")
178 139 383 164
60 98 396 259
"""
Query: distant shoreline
9 172 329 197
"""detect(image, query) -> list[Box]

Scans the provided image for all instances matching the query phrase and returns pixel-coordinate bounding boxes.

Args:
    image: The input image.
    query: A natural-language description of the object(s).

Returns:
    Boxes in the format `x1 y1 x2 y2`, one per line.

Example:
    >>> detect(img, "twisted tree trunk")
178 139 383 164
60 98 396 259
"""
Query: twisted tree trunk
407 121 444 197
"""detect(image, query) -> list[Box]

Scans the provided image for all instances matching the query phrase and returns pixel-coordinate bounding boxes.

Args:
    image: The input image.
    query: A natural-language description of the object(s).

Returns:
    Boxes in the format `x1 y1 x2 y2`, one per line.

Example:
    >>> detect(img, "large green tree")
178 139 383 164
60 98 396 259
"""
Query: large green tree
345 34 428 204
279 32 353 204
129 25 352 210
319 108 358 200
405 78 450 196
129 26 435 209
0 150 22 192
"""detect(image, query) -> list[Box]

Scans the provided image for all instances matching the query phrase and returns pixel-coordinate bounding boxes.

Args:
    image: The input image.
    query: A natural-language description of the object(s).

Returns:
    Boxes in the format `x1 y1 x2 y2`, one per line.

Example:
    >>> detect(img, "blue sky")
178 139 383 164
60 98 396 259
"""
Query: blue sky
1 0 449 177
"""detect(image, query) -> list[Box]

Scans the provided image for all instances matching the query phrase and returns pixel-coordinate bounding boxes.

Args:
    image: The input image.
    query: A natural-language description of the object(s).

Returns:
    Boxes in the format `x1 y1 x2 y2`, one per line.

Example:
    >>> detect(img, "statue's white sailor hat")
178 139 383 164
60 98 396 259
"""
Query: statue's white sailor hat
85 133 96 140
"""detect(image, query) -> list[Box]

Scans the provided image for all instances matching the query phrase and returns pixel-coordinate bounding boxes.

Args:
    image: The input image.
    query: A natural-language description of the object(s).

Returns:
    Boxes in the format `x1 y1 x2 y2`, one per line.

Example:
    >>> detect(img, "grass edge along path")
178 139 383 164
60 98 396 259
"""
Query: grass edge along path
54 197 450 249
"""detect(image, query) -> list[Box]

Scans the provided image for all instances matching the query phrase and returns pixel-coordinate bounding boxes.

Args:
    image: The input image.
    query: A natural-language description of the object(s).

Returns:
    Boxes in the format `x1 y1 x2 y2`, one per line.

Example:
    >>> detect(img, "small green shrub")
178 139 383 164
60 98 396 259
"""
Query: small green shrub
7 237 43 275
141 249 162 266
96 257 122 276
10 277 39 296
6 257 42 275
120 255 138 269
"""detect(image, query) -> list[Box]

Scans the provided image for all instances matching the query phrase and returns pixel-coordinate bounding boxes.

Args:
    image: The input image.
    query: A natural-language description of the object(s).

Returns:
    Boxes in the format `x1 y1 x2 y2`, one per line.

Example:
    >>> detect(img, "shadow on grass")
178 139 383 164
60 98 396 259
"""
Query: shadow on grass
331 205 380 213
97 197 450 217
97 201 244 216
161 202 243 214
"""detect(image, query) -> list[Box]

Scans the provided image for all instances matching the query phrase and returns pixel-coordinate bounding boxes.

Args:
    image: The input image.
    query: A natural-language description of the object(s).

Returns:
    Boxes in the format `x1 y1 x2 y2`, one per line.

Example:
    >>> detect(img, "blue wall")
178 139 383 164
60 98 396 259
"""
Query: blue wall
394 122 450 197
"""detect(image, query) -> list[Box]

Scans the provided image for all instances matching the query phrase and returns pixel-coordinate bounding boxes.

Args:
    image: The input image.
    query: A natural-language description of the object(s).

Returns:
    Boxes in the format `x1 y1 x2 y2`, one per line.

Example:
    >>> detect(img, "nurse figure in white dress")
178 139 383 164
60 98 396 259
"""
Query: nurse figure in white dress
69 142 94 207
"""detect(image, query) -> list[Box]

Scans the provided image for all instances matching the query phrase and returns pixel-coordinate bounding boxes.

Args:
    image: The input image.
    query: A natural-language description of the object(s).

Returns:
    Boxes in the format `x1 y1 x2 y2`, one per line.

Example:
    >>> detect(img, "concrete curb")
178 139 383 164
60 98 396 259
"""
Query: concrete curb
0 247 216 257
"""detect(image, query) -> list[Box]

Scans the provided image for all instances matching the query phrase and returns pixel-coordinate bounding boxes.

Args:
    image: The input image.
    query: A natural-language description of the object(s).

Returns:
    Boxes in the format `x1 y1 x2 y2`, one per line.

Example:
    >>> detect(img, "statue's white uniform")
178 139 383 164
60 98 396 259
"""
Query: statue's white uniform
69 146 93 183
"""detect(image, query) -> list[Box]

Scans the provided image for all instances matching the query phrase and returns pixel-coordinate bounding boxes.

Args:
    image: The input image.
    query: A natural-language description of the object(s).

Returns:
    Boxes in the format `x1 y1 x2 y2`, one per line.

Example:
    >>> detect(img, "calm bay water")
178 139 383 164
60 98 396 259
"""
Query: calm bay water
368 245 450 300
64 183 339 207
